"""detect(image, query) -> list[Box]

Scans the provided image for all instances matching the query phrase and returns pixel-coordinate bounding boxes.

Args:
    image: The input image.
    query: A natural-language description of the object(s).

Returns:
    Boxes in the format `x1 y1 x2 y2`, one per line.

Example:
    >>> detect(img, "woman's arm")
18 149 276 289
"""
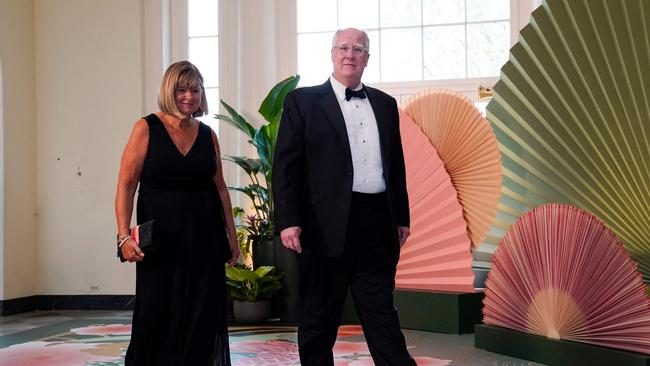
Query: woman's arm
115 119 149 262
211 129 240 266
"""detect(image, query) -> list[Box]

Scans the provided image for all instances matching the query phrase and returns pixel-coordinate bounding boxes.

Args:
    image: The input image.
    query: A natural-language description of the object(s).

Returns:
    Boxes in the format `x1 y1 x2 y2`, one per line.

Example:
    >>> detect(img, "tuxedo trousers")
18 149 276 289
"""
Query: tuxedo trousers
296 191 416 366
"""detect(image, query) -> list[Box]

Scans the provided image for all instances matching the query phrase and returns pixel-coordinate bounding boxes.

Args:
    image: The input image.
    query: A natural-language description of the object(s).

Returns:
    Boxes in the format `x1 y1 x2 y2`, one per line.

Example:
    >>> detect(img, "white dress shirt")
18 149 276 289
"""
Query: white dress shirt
330 76 386 193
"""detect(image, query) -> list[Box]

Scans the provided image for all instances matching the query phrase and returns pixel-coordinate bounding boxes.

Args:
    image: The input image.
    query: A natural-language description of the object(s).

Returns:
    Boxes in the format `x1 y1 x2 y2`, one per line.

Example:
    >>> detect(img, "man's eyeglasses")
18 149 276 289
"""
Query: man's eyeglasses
333 43 369 57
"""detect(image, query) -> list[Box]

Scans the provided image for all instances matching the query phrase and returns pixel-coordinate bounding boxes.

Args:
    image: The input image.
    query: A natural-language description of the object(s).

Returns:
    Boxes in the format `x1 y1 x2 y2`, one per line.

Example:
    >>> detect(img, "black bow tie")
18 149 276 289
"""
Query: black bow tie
345 87 367 101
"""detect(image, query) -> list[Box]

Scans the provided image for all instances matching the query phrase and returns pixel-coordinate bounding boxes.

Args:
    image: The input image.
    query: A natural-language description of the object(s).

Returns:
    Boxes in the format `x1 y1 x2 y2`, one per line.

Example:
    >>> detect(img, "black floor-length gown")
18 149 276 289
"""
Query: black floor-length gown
125 113 231 366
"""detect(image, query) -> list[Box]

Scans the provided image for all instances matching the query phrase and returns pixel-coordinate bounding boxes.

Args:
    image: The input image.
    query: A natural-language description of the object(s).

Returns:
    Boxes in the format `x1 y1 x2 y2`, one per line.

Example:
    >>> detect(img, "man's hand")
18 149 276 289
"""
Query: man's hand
397 226 410 247
281 226 303 253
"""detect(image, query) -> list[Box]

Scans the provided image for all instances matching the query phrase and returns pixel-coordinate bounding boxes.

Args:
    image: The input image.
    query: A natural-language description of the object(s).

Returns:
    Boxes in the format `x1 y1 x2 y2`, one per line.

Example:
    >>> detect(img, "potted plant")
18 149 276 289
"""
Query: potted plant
215 75 300 267
225 263 283 323
232 206 253 262
216 75 301 323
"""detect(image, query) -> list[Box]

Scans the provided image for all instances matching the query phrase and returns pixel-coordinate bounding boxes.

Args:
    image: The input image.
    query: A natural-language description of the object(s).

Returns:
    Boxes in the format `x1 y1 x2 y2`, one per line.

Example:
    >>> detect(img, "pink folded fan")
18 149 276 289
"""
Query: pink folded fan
396 110 474 292
402 90 501 251
483 203 650 354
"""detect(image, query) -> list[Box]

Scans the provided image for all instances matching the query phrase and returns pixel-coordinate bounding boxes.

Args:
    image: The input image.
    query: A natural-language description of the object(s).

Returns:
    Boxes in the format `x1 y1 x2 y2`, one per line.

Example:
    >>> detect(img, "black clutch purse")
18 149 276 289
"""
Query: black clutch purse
118 220 156 262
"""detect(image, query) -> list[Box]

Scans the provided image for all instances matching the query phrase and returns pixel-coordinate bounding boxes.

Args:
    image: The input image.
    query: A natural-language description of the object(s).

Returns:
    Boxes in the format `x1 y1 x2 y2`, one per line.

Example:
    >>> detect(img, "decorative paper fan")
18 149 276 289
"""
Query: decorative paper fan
486 0 650 279
483 204 650 354
395 110 474 292
403 90 501 251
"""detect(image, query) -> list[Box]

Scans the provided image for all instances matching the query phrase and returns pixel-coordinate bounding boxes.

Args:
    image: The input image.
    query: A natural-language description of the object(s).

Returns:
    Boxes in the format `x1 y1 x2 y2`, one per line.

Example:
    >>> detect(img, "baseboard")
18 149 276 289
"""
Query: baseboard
0 295 135 316
342 289 484 334
475 324 650 366
0 296 38 316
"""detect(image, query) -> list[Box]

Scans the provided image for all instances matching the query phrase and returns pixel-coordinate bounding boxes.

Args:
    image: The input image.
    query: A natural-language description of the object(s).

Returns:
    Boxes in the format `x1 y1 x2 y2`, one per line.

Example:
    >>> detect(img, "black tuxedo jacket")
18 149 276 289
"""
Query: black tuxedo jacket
273 80 409 257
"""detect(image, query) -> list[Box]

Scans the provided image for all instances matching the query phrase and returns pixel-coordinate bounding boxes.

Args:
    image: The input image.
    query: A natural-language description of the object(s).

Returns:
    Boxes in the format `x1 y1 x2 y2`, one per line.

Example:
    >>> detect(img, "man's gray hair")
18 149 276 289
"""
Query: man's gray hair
332 28 370 51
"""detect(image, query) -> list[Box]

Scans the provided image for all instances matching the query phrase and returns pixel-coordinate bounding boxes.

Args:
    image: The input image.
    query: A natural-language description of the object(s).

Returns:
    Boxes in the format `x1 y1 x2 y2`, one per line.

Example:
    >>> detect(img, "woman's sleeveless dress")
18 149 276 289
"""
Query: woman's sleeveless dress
125 114 231 366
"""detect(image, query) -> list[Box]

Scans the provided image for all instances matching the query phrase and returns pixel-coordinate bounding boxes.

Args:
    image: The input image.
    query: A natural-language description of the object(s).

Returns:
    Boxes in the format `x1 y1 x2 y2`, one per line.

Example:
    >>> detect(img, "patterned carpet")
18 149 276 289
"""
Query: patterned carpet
0 312 544 365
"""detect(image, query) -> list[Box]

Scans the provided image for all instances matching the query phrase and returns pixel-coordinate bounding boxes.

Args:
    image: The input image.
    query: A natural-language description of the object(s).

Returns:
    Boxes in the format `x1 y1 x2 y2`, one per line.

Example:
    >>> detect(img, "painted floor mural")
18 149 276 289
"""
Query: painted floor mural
0 311 544 365
0 322 448 366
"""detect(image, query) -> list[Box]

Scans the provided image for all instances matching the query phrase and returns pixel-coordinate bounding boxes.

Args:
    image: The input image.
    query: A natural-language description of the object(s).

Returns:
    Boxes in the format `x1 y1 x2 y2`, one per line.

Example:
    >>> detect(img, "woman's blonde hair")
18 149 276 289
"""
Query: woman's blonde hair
157 61 208 119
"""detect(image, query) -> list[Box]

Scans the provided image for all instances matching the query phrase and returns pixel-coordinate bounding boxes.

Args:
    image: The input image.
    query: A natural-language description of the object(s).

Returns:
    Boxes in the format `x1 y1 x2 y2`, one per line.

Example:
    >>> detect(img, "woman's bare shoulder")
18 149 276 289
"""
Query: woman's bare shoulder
131 117 151 136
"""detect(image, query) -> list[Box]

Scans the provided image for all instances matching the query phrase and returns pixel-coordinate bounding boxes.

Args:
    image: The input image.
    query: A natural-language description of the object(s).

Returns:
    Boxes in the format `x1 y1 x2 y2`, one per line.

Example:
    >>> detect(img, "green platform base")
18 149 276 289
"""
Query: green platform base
342 289 484 334
475 324 650 366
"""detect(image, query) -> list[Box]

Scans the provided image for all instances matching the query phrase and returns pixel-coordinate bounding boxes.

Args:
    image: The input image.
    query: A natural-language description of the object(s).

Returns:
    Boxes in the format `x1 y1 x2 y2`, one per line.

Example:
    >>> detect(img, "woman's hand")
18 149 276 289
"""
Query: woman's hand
120 239 145 262
115 119 148 261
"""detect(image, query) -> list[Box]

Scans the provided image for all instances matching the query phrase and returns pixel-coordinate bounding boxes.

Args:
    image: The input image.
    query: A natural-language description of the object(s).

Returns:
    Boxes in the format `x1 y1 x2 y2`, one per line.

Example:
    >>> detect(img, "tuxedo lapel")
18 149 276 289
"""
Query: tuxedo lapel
318 81 352 162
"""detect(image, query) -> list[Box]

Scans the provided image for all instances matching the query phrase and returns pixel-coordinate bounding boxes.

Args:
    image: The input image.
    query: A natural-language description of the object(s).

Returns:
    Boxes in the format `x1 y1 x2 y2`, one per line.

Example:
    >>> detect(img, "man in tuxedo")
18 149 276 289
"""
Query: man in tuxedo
273 28 416 366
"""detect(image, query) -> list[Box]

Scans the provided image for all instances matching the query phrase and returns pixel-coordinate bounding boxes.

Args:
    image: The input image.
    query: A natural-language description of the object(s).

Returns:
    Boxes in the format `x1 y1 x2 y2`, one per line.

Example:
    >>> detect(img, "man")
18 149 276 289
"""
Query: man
273 28 416 366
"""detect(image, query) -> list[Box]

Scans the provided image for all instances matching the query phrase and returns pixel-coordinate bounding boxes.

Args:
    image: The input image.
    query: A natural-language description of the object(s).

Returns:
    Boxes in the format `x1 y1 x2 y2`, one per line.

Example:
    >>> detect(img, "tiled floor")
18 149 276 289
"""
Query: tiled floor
0 310 544 365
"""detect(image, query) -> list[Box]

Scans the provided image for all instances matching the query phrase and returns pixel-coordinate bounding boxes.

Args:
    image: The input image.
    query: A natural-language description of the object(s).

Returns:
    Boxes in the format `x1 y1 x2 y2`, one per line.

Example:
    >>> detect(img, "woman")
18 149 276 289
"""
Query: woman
115 60 238 365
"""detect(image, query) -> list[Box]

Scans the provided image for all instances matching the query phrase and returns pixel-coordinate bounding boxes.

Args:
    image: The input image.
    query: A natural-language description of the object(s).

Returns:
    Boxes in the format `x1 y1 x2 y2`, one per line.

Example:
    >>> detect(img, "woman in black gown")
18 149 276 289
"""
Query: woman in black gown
115 60 239 365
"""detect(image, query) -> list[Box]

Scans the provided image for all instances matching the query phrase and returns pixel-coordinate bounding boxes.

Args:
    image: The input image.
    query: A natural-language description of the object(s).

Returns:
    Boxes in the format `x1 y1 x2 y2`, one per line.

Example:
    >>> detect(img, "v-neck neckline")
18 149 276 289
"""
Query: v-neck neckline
156 114 200 158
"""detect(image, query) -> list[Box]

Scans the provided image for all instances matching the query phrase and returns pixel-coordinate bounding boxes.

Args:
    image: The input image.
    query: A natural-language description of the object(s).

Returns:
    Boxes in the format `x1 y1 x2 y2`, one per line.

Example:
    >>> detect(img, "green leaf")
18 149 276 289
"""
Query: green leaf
233 206 245 218
250 184 268 201
216 100 256 139
226 265 258 281
224 264 283 301
227 186 257 202
254 266 275 277
229 184 266 199
223 155 262 175
255 127 273 172
267 112 281 149
258 75 300 123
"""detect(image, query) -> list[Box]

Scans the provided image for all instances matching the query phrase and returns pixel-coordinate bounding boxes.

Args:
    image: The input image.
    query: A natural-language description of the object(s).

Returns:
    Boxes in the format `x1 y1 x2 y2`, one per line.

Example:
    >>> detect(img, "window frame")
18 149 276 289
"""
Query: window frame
144 0 238 184
147 0 540 187
294 0 541 103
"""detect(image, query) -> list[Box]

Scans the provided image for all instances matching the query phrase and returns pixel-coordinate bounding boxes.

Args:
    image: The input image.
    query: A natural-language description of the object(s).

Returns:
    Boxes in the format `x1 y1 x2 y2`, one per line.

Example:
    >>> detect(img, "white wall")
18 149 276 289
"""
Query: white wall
0 0 37 300
29 0 285 296
0 57 3 299
34 0 142 295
